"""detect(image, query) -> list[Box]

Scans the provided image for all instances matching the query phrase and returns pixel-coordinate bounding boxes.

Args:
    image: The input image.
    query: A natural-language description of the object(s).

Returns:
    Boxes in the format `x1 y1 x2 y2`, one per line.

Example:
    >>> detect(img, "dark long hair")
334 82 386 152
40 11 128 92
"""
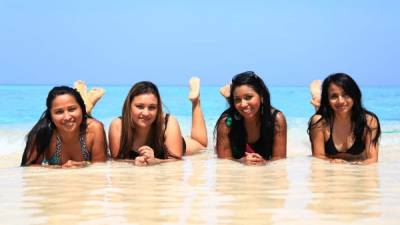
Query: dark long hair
21 86 88 166
308 73 381 146
118 81 176 159
215 71 276 159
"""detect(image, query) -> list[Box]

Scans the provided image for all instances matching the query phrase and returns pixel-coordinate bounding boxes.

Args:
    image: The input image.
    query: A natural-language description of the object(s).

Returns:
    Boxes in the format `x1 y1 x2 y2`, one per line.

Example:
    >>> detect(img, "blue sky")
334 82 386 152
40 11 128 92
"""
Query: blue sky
1 1 399 86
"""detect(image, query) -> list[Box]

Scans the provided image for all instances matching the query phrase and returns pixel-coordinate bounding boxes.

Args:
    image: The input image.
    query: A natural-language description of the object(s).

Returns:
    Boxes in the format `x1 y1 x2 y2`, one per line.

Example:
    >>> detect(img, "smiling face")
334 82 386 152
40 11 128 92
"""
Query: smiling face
50 94 83 133
328 83 354 115
130 93 159 128
233 84 262 120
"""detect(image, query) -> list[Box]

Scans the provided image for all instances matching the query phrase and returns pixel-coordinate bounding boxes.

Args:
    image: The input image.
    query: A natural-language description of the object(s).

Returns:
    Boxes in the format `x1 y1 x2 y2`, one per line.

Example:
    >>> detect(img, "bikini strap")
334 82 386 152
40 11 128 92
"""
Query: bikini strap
271 109 280 121
79 132 90 161
329 119 334 139
164 113 170 135
53 134 62 165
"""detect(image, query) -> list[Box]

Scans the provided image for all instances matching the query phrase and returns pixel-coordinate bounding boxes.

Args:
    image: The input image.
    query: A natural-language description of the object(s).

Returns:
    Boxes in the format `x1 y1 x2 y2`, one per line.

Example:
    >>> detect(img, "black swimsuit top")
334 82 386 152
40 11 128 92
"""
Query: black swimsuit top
128 113 186 159
227 109 280 160
324 125 365 156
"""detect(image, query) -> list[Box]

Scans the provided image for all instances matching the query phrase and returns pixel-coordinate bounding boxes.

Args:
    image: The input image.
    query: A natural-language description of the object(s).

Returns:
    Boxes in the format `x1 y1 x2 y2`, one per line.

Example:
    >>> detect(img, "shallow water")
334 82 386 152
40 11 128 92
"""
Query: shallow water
0 130 399 225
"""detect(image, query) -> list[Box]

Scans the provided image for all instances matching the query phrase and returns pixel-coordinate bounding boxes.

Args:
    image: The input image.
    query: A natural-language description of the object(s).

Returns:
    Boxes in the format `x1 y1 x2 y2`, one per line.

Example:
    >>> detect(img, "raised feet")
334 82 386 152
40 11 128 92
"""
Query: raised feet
73 80 104 114
309 80 322 109
74 80 91 111
219 83 231 99
87 87 105 107
188 77 200 102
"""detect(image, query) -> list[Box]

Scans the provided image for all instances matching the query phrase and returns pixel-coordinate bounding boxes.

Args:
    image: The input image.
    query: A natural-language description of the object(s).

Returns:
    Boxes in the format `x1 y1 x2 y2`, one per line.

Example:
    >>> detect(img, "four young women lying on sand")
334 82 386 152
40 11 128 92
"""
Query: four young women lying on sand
20 72 381 167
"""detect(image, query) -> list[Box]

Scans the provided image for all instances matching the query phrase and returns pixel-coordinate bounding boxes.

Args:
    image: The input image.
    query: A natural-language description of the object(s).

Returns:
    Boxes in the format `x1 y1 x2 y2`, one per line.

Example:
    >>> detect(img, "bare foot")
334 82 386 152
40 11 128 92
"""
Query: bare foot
74 80 92 111
219 83 231 99
310 80 321 109
87 87 105 107
188 77 200 102
73 80 104 114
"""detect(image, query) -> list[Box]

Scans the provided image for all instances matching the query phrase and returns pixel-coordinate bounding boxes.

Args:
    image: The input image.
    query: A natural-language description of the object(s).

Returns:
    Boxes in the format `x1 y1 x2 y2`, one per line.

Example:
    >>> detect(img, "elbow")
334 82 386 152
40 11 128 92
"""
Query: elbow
271 155 286 161
312 153 327 160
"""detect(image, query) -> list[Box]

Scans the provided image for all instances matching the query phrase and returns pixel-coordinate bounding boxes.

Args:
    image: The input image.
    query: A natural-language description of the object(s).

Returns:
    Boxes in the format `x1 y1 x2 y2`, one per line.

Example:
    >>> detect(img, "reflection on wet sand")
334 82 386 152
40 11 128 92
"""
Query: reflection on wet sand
2 150 398 224
307 159 381 223
21 164 111 224
214 159 289 224
17 153 289 225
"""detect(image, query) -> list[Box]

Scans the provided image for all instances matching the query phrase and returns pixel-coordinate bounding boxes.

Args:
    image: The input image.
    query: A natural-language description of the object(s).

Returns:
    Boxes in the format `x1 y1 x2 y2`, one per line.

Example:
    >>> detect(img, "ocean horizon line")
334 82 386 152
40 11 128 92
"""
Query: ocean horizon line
1 83 400 88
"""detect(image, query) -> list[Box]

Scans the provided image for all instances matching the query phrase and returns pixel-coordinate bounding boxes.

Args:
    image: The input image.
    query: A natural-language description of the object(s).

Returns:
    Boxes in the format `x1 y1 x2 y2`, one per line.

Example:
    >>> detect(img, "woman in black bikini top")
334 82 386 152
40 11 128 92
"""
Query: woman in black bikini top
215 71 287 165
308 73 381 164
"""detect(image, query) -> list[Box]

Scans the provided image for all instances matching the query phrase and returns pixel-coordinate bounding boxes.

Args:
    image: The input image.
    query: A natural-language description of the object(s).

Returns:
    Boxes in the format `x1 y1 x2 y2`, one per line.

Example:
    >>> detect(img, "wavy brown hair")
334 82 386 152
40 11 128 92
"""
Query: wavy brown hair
118 81 178 159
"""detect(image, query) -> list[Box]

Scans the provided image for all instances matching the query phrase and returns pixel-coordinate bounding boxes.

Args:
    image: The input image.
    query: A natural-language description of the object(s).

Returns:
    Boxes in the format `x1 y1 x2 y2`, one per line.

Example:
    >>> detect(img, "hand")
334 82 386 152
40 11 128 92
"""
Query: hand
61 160 90 168
134 156 149 166
241 152 266 166
329 158 347 164
350 161 364 165
138 146 155 159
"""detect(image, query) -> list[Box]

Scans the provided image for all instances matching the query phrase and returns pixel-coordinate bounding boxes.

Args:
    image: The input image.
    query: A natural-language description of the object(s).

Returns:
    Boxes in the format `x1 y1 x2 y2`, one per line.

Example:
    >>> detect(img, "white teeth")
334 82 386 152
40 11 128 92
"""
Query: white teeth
243 109 252 114
64 122 75 127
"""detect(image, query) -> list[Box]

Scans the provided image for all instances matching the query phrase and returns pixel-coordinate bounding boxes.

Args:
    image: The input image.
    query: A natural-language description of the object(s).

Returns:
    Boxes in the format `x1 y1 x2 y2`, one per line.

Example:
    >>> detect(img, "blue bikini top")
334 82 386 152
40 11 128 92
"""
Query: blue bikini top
42 133 90 165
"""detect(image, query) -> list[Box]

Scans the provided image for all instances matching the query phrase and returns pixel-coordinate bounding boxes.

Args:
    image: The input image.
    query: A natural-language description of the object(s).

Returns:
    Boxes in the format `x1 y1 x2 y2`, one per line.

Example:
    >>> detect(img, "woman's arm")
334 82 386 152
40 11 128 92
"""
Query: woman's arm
163 115 184 160
87 119 107 162
309 115 330 160
271 111 287 160
23 146 44 166
108 118 122 159
360 115 380 164
216 117 234 159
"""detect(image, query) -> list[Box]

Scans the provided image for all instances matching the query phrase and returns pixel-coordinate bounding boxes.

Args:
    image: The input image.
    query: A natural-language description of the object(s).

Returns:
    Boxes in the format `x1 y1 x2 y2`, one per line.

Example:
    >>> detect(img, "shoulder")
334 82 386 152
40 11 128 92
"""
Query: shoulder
310 114 326 125
87 118 105 131
164 114 180 129
109 117 122 131
271 110 287 134
217 114 231 133
163 114 182 140
366 112 379 129
309 114 327 130
273 110 286 124
310 114 323 123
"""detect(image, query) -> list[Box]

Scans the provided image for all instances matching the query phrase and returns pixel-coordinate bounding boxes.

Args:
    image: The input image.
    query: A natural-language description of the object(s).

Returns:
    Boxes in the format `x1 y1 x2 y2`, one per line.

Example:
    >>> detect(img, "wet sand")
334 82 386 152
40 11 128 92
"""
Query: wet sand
0 129 399 224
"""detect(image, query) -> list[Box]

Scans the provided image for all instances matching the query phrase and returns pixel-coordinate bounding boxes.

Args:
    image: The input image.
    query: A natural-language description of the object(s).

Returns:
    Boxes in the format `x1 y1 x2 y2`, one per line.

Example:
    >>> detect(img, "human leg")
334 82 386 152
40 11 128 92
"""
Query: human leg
310 80 321 111
185 77 208 154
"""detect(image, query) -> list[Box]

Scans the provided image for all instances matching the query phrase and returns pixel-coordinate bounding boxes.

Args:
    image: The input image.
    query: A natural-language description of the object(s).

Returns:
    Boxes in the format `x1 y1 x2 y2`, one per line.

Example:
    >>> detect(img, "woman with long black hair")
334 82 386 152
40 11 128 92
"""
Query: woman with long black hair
21 86 107 167
308 73 381 164
215 71 287 165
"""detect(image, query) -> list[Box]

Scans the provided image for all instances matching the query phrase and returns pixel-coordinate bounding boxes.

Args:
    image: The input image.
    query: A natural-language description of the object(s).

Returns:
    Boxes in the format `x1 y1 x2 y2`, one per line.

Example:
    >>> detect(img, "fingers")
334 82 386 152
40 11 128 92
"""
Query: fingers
330 158 347 164
242 153 266 165
61 160 90 168
245 153 263 161
134 156 149 166
138 146 155 158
